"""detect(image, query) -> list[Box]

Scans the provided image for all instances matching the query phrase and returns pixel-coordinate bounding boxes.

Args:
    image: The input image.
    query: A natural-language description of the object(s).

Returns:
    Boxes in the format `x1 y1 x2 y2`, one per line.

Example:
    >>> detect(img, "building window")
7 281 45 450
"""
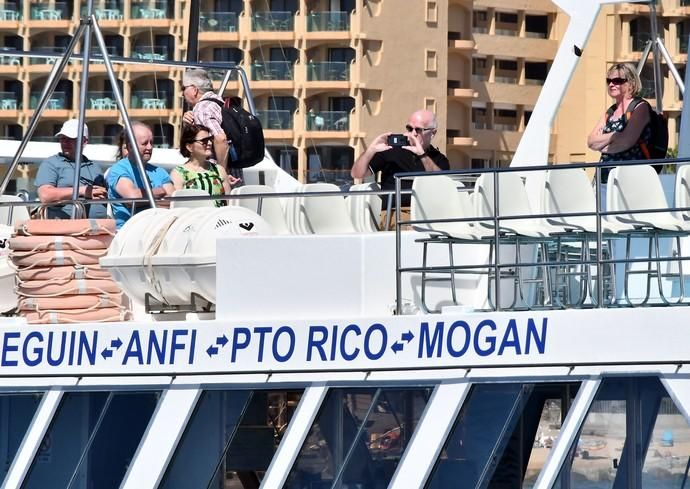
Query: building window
472 107 488 130
497 12 518 24
425 0 437 23
472 10 488 34
424 97 436 113
425 49 437 73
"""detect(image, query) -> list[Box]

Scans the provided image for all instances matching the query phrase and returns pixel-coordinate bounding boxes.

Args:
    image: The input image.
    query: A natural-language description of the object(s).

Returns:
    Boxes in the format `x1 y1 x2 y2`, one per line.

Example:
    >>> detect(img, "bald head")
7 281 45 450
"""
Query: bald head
408 110 437 130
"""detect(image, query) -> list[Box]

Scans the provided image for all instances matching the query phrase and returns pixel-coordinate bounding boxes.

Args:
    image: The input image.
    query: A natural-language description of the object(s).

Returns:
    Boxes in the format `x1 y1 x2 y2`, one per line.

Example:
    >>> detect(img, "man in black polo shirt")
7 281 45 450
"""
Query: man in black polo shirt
350 109 449 229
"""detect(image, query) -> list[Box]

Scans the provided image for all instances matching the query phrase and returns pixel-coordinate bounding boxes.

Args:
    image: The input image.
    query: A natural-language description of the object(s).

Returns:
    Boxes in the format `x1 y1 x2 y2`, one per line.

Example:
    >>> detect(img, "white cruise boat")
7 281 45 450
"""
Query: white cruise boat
0 1 689 488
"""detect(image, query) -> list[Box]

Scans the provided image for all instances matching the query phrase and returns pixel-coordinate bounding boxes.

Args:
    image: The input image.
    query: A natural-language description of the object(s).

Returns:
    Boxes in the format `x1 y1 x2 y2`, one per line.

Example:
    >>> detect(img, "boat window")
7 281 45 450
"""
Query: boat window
284 387 432 488
159 389 302 489
0 393 43 485
426 382 580 489
555 377 690 489
21 390 160 489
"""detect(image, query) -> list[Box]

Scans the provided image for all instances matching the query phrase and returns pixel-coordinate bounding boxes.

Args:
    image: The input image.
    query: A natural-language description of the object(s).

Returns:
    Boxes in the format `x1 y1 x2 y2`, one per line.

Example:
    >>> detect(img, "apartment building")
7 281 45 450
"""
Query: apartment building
0 0 685 186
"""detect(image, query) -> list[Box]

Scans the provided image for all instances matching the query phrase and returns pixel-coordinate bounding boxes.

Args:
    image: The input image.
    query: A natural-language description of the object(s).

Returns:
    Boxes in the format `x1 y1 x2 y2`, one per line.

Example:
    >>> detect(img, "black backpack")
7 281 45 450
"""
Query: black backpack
205 98 265 168
606 97 669 171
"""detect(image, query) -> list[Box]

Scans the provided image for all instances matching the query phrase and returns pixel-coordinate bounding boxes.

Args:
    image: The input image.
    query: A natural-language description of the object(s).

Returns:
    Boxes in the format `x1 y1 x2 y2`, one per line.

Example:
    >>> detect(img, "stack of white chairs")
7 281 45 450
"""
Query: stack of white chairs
230 184 290 235
607 164 690 305
345 182 382 232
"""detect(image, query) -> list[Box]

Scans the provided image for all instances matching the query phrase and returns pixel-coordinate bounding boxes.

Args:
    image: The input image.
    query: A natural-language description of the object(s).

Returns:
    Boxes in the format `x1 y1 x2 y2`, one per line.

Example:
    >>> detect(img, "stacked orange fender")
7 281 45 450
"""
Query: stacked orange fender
9 219 131 324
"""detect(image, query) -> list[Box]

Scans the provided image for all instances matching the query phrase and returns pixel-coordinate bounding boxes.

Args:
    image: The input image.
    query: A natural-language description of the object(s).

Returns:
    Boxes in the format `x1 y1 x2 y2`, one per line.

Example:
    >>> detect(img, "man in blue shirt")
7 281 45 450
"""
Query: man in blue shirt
35 119 107 219
107 122 174 228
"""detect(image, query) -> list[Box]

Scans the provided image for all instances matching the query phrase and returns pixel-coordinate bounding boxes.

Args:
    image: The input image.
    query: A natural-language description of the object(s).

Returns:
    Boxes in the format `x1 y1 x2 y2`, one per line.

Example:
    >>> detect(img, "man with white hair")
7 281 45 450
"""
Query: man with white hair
35 119 107 219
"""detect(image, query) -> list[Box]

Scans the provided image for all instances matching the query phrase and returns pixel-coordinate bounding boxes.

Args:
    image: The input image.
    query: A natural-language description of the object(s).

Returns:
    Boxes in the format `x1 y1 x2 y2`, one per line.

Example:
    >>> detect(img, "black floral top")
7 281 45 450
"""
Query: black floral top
600 109 652 163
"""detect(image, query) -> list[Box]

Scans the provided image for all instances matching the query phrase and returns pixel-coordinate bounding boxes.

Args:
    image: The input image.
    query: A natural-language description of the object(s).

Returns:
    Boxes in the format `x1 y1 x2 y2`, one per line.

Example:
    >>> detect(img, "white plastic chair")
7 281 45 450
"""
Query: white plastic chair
607 164 690 305
230 185 289 235
301 183 356 234
170 189 215 209
346 182 382 232
0 194 30 226
674 164 690 221
410 175 490 312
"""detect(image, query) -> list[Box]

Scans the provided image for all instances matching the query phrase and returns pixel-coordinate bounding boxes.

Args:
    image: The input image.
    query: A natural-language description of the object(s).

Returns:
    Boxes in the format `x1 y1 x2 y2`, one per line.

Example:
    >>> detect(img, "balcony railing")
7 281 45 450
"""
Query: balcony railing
87 91 117 110
307 110 349 131
252 61 293 81
0 54 20 66
306 11 349 31
679 37 688 54
0 4 20 20
631 32 651 52
30 2 67 20
30 91 67 110
200 11 237 32
130 90 169 109
0 92 18 110
81 4 123 19
131 1 169 19
252 11 293 31
257 110 293 130
307 61 349 81
132 45 168 61
28 47 66 64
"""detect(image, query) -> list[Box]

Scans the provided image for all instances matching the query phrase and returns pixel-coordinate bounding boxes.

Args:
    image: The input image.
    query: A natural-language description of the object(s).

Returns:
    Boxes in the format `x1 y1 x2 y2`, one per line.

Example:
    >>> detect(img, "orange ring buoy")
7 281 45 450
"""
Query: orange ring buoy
23 307 129 324
17 278 121 297
18 294 123 311
16 265 112 282
15 219 116 237
9 234 113 251
10 249 107 267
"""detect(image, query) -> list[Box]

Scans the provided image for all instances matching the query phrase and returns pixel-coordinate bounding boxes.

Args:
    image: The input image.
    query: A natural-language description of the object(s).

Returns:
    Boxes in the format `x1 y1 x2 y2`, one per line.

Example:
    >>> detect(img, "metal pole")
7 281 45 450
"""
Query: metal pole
656 37 685 95
395 176 402 315
187 0 200 63
71 0 95 218
0 23 88 195
91 18 157 208
648 0 663 111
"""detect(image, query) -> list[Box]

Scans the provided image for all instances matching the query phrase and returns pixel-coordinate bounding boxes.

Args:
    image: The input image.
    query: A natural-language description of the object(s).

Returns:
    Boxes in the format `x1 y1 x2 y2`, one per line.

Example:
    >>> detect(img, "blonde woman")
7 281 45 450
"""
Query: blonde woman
171 124 237 206
588 62 651 179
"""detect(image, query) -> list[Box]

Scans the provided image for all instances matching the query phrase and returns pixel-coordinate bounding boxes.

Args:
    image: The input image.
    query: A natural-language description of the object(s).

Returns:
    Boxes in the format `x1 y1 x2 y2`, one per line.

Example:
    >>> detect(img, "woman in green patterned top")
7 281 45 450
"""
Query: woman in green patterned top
171 124 235 206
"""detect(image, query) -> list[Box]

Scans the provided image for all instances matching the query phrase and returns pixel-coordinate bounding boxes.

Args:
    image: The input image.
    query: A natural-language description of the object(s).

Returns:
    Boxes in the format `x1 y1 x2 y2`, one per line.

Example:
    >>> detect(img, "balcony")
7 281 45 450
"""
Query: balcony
30 2 67 20
87 91 117 110
81 3 123 20
307 110 348 131
131 1 169 19
0 92 18 110
252 61 293 81
0 54 21 66
30 91 68 110
307 61 349 81
200 11 237 32
252 11 293 31
631 32 651 53
257 109 293 130
28 46 65 64
132 45 169 61
130 90 169 109
307 11 349 31
0 5 20 21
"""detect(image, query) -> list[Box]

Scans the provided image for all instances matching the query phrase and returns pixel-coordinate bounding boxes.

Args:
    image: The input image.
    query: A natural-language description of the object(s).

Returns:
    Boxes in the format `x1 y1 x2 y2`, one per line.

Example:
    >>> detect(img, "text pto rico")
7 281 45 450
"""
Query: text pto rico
0 317 547 368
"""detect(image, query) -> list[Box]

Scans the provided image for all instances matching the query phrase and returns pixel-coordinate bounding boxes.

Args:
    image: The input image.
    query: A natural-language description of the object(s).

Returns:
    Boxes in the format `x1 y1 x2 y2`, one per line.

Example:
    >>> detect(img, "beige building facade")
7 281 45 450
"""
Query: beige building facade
0 0 685 185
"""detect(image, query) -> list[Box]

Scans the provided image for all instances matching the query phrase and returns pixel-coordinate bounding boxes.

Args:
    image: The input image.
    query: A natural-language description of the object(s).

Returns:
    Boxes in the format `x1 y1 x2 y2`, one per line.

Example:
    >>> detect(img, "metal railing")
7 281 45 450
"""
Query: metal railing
307 61 349 81
256 109 293 130
306 110 349 131
251 61 293 81
307 11 349 31
199 11 237 32
252 11 293 31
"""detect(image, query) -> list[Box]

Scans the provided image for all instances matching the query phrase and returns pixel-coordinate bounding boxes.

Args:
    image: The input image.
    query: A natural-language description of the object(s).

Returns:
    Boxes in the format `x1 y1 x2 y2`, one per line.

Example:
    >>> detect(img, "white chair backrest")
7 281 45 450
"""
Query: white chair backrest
675 165 690 218
230 184 289 234
608 165 668 223
0 195 30 226
170 188 215 209
301 183 357 234
346 182 382 232
543 168 596 231
474 172 531 221
411 175 472 235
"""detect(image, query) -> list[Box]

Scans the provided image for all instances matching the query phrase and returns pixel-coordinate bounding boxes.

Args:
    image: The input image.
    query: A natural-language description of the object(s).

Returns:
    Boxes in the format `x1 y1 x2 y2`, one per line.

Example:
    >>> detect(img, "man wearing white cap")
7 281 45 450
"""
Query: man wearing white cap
35 119 107 219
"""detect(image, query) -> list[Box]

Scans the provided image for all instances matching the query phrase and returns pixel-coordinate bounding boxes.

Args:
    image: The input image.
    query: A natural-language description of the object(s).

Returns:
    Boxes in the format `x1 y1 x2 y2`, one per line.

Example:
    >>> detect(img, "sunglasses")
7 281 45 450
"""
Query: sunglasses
606 77 627 85
405 124 434 134
193 136 213 145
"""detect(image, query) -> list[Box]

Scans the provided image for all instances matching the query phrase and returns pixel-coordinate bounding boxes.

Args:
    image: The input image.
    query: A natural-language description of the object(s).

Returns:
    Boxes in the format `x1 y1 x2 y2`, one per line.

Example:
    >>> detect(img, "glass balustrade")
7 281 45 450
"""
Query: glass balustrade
307 110 349 131
131 45 168 61
30 1 67 20
199 11 237 32
307 11 349 31
252 61 294 81
130 90 169 109
252 10 293 31
256 110 293 130
29 91 67 110
0 91 18 110
87 91 117 110
306 61 349 81
131 1 170 19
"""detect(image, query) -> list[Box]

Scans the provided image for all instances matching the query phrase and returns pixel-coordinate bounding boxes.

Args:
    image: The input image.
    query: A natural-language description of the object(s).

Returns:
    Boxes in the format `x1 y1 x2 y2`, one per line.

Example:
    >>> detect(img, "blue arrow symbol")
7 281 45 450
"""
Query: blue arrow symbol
207 345 218 357
216 335 228 347
101 348 113 359
391 342 404 354
111 338 123 349
401 331 414 343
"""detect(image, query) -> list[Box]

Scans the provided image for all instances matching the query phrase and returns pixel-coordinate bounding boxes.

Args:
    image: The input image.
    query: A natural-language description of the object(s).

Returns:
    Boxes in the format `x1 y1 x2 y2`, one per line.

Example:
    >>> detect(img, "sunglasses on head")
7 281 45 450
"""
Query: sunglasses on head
606 77 627 85
405 124 434 134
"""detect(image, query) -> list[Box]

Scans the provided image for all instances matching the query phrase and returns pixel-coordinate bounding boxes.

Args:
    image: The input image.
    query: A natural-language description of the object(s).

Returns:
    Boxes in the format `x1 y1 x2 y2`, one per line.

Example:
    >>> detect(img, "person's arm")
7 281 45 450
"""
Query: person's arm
587 111 613 151
217 165 233 193
351 132 391 179
601 103 650 154
170 168 184 190
212 134 229 171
